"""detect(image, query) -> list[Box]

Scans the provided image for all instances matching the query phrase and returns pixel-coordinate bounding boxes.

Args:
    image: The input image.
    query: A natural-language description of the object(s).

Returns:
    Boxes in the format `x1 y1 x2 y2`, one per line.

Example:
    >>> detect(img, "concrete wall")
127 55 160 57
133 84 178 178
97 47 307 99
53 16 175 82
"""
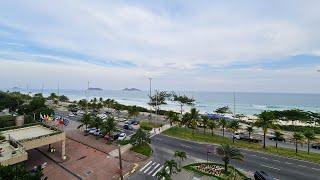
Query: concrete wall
21 132 66 150
0 151 28 166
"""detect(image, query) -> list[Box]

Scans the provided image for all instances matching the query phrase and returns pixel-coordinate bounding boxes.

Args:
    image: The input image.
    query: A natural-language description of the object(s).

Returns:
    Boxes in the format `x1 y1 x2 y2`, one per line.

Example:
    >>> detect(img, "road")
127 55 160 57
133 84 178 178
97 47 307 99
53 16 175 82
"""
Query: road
130 134 320 180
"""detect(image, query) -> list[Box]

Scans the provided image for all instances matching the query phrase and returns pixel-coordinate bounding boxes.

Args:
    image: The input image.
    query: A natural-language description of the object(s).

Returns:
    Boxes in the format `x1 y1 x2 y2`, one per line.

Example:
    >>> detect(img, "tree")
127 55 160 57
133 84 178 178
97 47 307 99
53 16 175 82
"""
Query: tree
207 120 217 136
215 106 232 114
77 113 92 130
216 144 244 172
201 115 209 134
156 167 171 180
48 93 58 100
130 129 150 147
164 159 179 175
189 108 199 135
101 117 117 136
292 132 304 154
58 95 69 102
174 151 187 168
228 121 240 143
255 111 276 148
90 116 103 129
246 126 254 139
128 105 140 119
0 164 46 179
148 91 169 114
78 99 88 111
166 111 180 126
304 130 316 154
171 93 195 114
219 118 228 137
273 131 283 148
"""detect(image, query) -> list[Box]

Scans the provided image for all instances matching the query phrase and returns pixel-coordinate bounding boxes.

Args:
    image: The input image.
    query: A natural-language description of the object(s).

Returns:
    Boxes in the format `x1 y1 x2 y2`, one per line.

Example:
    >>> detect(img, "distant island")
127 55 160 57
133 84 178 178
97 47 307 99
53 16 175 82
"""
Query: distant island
87 87 103 91
122 88 141 91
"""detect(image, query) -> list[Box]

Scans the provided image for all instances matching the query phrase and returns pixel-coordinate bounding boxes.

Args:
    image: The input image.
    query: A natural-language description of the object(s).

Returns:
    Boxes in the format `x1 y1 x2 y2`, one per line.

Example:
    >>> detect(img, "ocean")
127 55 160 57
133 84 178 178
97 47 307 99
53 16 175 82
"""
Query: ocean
5 89 320 115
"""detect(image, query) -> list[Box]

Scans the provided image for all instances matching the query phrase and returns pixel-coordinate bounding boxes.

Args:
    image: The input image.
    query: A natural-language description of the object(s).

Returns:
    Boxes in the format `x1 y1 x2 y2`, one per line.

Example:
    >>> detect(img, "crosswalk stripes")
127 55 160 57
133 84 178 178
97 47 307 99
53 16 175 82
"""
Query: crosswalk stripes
139 160 163 177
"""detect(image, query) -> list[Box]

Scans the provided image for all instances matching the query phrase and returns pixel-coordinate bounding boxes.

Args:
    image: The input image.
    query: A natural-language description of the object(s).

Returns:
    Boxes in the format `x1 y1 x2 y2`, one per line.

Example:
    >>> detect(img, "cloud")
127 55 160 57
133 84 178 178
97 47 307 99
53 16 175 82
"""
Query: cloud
0 0 320 92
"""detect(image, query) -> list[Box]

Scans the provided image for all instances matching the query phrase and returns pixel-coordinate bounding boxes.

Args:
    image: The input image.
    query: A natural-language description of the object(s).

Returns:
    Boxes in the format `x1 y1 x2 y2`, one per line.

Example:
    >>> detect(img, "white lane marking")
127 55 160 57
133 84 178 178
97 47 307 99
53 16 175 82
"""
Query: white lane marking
148 163 161 175
181 144 192 148
260 156 268 160
312 167 320 171
250 154 257 157
140 161 152 172
144 163 154 173
272 159 280 163
298 164 307 168
152 165 164 177
285 162 292 165
260 164 280 171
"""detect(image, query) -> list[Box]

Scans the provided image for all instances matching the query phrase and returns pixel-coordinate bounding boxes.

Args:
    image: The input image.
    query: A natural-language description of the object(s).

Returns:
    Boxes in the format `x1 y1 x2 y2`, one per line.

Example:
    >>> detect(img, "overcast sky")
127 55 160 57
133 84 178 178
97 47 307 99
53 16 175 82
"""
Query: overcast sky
0 0 320 93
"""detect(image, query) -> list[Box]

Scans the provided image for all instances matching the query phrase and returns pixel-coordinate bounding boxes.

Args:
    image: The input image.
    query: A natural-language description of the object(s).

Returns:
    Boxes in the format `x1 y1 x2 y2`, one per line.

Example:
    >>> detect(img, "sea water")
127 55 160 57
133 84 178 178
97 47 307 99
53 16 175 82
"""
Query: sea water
6 89 320 115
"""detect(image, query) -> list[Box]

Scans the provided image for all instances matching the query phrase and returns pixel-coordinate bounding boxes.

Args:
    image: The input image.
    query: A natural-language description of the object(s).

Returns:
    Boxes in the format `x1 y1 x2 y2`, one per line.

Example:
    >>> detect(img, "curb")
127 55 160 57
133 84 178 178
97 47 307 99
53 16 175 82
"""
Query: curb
123 163 139 178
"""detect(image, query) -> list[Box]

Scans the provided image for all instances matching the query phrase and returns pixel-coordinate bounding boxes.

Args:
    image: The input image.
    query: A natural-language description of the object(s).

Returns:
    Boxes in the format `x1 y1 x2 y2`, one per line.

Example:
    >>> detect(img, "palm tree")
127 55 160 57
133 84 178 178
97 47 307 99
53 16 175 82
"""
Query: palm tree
101 117 117 136
304 130 316 154
273 131 283 148
292 132 304 154
164 159 179 175
246 126 254 139
228 121 240 143
156 167 171 180
128 105 140 119
90 116 103 130
207 120 217 136
219 118 228 137
166 111 179 126
201 115 209 134
255 111 276 148
174 151 187 168
77 113 92 130
216 144 244 172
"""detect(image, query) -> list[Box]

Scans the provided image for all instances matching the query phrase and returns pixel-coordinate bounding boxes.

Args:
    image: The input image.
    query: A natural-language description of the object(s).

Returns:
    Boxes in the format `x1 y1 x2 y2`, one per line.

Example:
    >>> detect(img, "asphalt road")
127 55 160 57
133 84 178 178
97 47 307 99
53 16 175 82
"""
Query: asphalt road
130 134 320 180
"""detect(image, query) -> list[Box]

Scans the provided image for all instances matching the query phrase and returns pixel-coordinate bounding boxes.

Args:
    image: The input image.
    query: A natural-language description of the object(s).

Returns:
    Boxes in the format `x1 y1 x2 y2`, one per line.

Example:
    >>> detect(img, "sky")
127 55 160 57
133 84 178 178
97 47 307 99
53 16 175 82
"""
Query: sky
0 0 320 93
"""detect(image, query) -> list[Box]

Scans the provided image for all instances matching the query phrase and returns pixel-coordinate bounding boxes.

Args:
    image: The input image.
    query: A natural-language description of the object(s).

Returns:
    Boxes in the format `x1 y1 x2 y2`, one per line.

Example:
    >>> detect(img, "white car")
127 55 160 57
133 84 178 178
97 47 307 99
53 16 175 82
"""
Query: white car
118 133 126 141
68 113 75 117
89 128 97 134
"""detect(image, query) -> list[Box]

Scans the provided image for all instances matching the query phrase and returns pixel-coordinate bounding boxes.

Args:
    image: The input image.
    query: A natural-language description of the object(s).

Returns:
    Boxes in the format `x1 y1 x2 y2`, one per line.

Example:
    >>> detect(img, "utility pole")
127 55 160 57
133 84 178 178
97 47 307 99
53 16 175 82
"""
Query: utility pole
233 92 236 119
118 145 123 180
148 78 152 121
57 82 60 96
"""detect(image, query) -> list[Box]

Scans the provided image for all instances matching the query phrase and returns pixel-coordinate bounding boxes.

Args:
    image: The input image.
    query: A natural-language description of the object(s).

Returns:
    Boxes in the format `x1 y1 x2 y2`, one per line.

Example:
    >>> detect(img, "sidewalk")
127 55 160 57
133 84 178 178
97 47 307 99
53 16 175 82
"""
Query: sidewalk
150 124 172 137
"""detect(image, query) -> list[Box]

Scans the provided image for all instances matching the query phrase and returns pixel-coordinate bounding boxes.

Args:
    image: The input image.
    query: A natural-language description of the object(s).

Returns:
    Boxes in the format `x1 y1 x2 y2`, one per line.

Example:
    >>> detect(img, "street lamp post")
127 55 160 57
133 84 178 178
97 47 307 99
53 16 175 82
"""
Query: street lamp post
118 145 123 180
148 78 152 121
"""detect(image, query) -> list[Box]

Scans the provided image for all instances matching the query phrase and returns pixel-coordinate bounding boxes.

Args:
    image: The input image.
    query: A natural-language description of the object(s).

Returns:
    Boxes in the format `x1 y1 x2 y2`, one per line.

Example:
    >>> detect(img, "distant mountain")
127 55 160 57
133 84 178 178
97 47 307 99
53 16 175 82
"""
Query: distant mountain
122 88 141 91
87 87 103 91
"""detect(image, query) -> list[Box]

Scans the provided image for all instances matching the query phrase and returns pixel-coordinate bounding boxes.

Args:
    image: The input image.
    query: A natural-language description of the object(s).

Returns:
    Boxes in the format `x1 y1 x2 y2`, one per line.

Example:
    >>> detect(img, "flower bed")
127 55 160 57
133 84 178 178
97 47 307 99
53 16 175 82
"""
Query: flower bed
184 162 247 180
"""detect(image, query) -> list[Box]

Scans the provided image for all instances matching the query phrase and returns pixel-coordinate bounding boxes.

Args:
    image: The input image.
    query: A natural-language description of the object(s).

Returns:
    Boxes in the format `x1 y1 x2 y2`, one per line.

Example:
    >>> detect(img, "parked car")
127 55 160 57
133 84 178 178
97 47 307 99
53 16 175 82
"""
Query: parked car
118 133 126 140
68 113 75 117
94 130 103 137
89 128 97 134
269 136 286 142
123 124 133 130
233 133 261 143
254 171 273 180
312 143 320 150
129 119 139 125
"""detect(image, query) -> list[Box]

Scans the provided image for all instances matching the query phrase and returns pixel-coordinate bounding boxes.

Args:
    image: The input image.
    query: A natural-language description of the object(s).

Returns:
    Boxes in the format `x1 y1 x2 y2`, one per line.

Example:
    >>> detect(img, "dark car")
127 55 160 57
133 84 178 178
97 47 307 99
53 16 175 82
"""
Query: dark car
269 136 286 142
123 124 133 130
311 143 320 150
129 119 139 125
254 171 273 180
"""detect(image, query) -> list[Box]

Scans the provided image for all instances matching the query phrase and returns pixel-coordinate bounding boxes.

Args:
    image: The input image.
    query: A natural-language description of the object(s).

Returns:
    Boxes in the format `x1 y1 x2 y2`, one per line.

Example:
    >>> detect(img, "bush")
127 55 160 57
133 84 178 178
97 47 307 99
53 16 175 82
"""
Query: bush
131 143 152 156
279 125 320 134
117 140 131 145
